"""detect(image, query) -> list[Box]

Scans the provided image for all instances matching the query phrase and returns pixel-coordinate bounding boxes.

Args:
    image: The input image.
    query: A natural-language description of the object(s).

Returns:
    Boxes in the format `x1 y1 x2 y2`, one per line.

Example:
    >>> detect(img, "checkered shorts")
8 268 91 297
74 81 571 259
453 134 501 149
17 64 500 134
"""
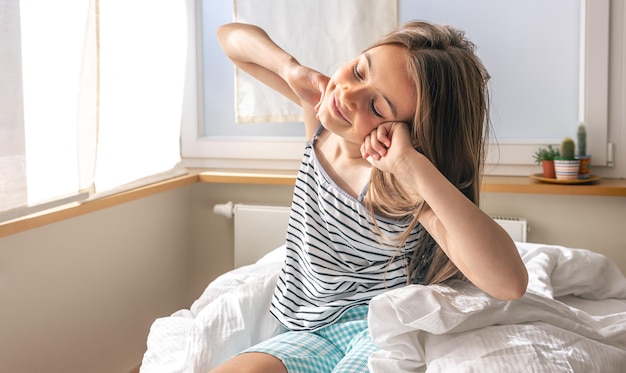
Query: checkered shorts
242 306 377 373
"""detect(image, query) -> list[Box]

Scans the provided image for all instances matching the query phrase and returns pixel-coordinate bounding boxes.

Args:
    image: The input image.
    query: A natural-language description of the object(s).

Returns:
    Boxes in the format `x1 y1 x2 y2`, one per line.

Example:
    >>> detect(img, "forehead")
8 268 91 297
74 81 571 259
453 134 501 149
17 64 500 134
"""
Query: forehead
366 45 417 121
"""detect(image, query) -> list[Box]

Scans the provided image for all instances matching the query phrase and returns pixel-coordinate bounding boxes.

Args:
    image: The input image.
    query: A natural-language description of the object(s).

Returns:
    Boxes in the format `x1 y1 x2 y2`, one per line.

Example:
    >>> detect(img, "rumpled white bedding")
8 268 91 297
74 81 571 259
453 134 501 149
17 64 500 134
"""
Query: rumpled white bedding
368 243 626 372
140 248 287 373
140 243 626 373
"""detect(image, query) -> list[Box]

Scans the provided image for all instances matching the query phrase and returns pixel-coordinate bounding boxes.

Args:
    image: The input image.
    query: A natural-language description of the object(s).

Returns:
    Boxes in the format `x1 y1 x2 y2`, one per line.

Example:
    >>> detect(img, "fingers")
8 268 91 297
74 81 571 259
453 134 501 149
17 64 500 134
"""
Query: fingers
314 75 329 113
361 122 410 166
361 126 390 161
375 124 392 149
314 87 325 113
287 65 329 107
318 75 330 93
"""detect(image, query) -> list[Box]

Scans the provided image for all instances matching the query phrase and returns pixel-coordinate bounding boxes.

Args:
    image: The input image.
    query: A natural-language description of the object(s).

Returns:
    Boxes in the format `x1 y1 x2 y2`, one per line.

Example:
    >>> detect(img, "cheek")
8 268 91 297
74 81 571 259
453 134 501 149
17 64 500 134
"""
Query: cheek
354 117 379 137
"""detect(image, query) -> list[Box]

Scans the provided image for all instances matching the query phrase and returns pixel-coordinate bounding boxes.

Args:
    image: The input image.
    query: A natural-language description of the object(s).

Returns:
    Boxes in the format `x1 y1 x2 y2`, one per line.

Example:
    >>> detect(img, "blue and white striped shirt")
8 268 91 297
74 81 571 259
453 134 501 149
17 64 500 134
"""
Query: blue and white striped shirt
270 127 427 331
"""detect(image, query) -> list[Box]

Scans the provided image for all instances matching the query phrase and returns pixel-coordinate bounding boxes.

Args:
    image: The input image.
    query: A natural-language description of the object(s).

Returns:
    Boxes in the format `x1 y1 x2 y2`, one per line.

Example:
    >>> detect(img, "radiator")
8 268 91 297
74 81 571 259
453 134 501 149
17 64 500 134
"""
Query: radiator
490 215 528 243
214 202 291 267
214 202 528 267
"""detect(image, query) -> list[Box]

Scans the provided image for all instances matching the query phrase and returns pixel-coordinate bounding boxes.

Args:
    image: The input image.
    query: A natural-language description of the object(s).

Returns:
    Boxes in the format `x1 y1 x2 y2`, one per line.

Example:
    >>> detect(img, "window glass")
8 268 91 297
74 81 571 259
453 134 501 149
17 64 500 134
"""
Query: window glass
399 0 580 141
201 0 580 141
201 1 304 138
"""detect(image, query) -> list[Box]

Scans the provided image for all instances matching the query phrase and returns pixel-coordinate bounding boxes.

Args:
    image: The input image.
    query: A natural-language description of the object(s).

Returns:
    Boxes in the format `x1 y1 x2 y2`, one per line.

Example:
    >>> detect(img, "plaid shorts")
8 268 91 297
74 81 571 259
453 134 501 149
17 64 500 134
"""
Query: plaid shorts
242 306 378 373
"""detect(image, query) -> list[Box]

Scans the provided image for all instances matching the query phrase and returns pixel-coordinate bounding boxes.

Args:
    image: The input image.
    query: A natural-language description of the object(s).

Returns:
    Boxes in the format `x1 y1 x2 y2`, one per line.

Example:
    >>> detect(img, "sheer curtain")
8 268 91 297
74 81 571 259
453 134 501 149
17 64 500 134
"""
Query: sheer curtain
0 0 187 222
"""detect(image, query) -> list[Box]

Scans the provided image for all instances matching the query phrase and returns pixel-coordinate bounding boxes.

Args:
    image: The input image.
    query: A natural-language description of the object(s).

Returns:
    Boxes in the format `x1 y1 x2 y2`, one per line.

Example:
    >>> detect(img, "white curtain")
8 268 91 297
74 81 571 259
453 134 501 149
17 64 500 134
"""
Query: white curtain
0 0 187 221
233 0 398 123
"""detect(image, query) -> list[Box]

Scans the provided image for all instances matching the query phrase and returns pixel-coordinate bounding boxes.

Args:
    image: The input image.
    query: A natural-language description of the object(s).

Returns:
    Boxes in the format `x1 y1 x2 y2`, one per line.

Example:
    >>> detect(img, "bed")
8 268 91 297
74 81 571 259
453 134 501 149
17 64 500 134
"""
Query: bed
140 242 626 372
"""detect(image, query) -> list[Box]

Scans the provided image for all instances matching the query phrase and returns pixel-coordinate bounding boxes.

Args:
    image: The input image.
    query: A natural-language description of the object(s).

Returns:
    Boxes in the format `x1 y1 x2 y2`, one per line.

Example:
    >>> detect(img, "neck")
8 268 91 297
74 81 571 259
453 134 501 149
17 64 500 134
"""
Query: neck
322 131 366 161
314 130 373 200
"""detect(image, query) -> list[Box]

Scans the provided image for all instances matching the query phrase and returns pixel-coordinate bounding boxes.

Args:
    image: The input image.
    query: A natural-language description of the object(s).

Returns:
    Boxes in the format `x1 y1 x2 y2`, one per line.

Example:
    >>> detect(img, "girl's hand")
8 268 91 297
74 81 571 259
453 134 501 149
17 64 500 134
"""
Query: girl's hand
360 122 415 174
284 64 329 108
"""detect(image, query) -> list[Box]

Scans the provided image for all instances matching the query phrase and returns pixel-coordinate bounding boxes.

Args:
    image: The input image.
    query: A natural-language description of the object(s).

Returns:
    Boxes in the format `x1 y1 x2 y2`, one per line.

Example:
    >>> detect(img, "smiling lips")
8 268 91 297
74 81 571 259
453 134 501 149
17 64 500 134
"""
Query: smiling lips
332 95 350 124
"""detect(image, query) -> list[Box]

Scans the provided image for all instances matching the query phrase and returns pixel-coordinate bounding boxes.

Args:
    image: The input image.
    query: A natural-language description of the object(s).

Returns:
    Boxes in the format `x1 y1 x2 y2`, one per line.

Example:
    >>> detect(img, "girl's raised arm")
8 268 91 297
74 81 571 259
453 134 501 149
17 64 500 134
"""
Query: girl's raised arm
216 23 328 137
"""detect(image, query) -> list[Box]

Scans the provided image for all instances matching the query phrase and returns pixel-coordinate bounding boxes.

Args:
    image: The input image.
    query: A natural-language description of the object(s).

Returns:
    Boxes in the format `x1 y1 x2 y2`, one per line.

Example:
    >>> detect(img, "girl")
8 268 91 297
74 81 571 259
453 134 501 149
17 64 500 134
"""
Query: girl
213 20 528 373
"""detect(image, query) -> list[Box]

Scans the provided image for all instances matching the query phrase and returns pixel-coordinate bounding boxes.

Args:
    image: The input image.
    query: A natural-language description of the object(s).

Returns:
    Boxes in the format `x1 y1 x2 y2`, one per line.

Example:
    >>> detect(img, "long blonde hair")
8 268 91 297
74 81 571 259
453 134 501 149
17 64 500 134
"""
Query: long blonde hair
366 21 491 285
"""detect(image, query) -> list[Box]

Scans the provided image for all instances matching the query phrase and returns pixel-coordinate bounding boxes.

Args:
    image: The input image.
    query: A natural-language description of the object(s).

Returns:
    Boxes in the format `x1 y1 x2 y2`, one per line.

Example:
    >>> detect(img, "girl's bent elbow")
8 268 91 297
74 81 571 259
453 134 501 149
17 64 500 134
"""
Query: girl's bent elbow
499 269 529 300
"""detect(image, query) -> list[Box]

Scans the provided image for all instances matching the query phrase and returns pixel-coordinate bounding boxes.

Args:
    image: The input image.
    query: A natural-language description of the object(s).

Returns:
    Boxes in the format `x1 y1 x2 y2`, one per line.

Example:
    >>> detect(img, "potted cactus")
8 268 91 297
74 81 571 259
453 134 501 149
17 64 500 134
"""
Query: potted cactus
533 144 559 178
554 137 580 180
576 123 591 179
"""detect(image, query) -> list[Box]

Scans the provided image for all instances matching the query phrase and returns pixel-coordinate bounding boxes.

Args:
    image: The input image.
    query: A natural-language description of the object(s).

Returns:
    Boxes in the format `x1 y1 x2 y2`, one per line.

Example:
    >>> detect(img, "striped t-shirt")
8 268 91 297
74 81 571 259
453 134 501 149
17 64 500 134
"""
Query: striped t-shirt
269 127 428 331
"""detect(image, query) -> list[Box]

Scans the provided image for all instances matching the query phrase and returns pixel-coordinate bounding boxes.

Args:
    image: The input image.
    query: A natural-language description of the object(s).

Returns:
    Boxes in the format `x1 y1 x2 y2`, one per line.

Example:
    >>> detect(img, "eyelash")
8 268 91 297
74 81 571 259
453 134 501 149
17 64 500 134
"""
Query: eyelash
352 63 363 80
352 63 383 118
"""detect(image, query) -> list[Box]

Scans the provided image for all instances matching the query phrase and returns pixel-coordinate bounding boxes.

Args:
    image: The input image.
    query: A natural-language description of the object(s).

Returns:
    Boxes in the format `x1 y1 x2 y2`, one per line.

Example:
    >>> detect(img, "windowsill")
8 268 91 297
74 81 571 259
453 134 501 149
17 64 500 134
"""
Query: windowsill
481 175 626 196
0 171 201 239
1 168 625 239
199 170 626 197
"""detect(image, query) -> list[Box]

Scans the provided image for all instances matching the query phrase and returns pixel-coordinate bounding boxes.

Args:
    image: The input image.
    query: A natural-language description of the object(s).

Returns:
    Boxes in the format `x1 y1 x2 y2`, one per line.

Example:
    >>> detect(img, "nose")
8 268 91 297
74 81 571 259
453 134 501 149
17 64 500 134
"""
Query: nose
340 82 366 111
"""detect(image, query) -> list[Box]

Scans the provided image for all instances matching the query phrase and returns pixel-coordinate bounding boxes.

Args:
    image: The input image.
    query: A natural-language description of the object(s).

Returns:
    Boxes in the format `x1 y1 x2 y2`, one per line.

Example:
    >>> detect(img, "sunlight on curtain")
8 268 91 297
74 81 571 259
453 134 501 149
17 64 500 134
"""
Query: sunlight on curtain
94 0 187 194
0 0 188 222
0 0 91 221
19 0 90 204
0 0 27 214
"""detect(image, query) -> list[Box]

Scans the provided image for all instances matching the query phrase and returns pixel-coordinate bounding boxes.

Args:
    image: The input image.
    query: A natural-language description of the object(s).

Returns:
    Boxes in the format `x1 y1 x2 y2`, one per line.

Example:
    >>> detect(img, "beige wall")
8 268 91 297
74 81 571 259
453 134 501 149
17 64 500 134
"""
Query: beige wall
188 183 294 298
481 192 626 274
0 187 194 373
193 184 626 282
188 0 626 284
0 182 294 373
1 182 624 373
185 187 626 373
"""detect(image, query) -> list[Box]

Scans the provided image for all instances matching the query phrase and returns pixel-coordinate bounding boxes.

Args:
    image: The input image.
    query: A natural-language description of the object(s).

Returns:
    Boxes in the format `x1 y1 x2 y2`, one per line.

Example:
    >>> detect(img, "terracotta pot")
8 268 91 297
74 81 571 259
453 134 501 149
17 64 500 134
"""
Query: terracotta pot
541 160 556 179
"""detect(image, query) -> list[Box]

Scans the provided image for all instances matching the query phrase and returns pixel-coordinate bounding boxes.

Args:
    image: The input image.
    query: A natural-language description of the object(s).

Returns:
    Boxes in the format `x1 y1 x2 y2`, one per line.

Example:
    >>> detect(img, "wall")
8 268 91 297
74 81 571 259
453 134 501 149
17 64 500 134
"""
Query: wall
0 182 292 373
481 193 626 273
194 183 626 278
188 182 294 298
0 181 624 373
0 187 194 373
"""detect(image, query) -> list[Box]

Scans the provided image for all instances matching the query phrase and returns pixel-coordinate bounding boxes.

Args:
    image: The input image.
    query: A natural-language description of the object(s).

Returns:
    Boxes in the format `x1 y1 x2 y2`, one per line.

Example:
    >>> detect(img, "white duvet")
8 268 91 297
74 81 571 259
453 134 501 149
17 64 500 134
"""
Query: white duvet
140 243 626 372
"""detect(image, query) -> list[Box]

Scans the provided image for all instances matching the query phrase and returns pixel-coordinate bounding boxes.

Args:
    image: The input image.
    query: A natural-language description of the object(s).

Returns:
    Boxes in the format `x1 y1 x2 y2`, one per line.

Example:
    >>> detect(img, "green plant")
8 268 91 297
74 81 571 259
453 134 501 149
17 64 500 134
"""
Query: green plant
577 123 587 156
533 144 560 164
559 137 576 160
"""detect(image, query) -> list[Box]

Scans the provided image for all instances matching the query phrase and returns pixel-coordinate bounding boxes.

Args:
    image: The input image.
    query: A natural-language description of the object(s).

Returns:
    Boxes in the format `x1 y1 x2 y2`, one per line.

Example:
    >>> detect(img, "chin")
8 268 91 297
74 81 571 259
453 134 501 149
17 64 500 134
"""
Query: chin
317 110 330 125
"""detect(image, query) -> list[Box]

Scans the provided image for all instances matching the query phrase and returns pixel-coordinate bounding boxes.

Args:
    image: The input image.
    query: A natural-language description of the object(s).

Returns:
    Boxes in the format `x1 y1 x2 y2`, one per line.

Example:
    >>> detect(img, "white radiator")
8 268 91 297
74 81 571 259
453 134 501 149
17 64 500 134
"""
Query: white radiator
214 202 291 267
214 202 528 268
490 215 528 243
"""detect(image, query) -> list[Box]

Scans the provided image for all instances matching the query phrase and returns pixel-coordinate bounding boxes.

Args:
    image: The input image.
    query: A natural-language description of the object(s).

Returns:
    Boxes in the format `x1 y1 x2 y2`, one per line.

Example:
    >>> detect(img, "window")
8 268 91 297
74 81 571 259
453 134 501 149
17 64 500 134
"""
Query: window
0 0 187 222
183 0 617 177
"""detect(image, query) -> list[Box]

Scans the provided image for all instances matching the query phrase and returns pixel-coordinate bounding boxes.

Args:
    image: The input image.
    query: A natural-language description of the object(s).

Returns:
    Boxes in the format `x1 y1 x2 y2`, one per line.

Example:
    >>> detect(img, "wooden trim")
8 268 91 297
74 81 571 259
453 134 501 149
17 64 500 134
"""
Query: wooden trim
482 175 626 196
198 170 297 186
2 169 624 239
199 170 626 197
0 172 200 238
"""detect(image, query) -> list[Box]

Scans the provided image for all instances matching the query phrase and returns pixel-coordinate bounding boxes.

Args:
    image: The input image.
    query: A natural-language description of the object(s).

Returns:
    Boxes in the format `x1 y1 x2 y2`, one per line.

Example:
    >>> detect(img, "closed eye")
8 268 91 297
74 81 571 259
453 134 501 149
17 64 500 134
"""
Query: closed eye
370 101 383 117
354 63 383 118
353 63 363 80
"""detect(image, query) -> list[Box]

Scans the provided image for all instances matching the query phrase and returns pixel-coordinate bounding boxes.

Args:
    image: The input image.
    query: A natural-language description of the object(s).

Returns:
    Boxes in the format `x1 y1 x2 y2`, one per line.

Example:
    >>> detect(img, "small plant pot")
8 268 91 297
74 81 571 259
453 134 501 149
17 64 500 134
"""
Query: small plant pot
554 159 581 180
541 160 556 179
577 155 591 179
